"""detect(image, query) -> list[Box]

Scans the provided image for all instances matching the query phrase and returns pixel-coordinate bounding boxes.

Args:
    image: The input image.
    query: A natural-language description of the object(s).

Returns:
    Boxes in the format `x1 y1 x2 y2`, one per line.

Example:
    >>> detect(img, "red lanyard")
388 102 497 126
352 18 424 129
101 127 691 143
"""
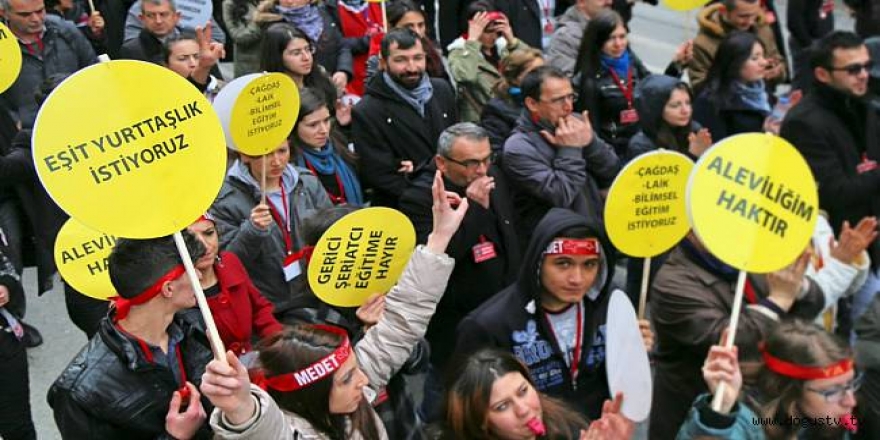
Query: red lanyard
608 66 635 109
303 159 347 204
543 302 584 384
266 181 293 255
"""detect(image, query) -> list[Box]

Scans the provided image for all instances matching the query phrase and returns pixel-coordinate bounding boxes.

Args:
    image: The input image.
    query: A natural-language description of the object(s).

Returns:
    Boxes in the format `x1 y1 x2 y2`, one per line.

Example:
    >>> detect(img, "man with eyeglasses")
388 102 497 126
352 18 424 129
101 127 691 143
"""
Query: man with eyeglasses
399 122 521 418
781 31 880 330
502 65 619 244
0 0 96 129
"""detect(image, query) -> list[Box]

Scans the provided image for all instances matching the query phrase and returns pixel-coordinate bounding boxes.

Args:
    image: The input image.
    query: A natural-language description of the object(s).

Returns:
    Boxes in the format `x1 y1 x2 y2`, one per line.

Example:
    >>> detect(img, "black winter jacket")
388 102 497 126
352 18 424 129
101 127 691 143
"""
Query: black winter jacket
497 0 573 50
693 87 768 140
781 82 880 267
352 74 456 207
48 314 215 439
399 166 521 368
455 208 614 420
480 97 522 158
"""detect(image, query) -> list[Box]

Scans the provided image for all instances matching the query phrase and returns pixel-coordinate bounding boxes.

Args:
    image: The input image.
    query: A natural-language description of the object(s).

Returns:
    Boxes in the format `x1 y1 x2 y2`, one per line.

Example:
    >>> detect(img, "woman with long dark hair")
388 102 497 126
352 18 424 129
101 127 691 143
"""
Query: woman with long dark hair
680 320 859 439
260 23 343 122
692 31 772 140
573 9 692 158
433 348 633 439
289 88 363 206
202 172 467 439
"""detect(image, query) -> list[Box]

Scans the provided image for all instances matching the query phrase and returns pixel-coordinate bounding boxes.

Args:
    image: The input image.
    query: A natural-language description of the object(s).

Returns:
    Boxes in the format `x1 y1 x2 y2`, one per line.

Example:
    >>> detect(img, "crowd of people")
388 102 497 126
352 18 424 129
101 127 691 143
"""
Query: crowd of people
2 0 880 438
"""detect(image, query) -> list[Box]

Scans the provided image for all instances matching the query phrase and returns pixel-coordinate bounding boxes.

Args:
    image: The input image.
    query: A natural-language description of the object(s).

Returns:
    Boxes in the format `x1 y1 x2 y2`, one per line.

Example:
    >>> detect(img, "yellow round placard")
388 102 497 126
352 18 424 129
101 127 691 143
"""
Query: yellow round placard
32 60 227 238
686 133 818 273
214 72 299 155
308 207 416 307
0 22 23 94
663 0 711 11
54 218 117 300
605 150 693 257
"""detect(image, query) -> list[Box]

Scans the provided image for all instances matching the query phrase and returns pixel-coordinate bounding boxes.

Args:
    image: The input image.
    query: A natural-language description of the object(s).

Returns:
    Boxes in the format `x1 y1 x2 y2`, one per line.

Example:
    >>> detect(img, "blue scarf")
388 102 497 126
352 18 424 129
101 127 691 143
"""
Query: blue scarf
275 4 323 45
382 72 434 117
297 142 364 206
732 80 771 115
599 50 631 78
680 237 739 282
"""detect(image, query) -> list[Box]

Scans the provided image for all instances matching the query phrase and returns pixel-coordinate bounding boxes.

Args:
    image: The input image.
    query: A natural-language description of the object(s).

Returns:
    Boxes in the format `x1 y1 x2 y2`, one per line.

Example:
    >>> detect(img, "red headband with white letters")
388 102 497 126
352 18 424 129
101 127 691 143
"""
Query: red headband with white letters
543 238 600 256
256 325 352 392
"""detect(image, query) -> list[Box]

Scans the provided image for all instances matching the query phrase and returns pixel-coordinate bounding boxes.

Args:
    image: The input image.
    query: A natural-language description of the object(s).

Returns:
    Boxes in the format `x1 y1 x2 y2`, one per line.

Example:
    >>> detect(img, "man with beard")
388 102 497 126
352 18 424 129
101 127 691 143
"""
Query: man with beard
353 28 457 207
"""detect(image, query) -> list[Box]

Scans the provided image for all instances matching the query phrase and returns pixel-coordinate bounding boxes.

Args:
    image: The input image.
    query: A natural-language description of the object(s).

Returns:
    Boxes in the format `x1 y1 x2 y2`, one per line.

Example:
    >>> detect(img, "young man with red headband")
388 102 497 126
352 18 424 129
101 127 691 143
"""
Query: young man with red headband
48 234 216 439
454 207 650 421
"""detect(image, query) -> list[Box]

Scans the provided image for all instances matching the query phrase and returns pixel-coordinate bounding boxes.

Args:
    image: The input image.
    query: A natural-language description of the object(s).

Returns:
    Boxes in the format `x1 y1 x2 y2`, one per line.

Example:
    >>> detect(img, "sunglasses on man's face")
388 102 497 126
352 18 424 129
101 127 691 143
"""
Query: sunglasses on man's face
830 61 874 76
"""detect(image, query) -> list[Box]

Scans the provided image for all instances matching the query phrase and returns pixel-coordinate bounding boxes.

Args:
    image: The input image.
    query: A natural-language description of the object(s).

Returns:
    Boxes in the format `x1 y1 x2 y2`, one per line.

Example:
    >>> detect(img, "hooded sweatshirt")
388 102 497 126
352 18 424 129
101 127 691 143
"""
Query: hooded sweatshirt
627 75 701 163
454 208 615 420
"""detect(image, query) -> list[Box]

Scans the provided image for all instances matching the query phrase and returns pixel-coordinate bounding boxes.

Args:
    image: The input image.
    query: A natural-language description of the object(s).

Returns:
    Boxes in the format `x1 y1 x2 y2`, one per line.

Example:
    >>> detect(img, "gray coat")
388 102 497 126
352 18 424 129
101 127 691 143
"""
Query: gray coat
0 15 96 128
502 113 619 242
209 162 333 316
545 6 588 77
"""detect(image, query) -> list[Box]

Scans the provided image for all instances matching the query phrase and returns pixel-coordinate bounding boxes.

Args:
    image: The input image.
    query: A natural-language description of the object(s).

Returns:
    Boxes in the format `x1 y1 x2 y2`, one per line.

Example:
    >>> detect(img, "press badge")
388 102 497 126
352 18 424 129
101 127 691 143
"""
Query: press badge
473 240 498 263
620 108 639 124
283 253 303 281
857 154 878 174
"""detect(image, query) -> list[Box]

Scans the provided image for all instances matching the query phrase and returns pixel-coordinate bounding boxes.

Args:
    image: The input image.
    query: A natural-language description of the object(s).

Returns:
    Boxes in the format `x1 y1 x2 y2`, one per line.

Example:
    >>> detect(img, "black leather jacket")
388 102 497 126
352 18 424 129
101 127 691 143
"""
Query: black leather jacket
48 314 214 439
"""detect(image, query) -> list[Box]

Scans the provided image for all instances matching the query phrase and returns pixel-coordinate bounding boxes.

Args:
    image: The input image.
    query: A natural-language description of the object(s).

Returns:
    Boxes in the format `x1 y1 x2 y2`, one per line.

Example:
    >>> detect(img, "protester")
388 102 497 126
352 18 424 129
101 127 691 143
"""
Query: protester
679 320 859 439
119 0 192 64
251 0 353 95
628 75 711 162
281 205 431 440
786 0 835 91
48 234 214 439
290 88 363 206
123 0 227 44
781 31 880 326
480 47 544 156
399 123 521 419
323 0 385 96
0 240 36 440
546 0 613 77
689 0 786 91
364 0 449 85
572 10 693 157
201 171 466 439
447 2 533 122
161 29 225 99
502 66 619 241
222 0 270 77
352 28 457 208
693 31 772 140
208 140 333 323
649 234 825 439
184 215 283 356
434 348 634 439
0 0 96 129
45 0 105 53
259 23 340 116
455 208 653 420
496 0 573 50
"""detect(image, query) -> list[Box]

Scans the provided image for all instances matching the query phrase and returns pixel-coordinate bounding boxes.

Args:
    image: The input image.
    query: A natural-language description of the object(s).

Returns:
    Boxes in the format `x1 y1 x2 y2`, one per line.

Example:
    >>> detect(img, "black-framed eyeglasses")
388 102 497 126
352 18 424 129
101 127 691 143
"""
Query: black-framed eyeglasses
444 152 496 170
830 61 874 76
804 372 864 403
540 92 579 106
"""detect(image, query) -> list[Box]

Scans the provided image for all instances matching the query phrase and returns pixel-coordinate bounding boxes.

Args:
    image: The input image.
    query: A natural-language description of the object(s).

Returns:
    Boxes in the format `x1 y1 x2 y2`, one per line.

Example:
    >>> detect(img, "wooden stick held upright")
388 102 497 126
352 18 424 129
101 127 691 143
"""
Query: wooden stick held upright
87 0 96 13
381 0 388 32
173 231 227 363
260 156 267 205
638 257 652 320
711 269 747 411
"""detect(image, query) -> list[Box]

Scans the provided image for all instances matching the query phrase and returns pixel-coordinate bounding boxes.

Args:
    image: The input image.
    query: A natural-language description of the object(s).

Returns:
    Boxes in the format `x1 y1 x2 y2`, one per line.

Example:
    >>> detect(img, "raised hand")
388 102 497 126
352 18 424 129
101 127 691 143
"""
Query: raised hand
466 11 492 42
702 343 741 415
426 170 469 253
687 128 712 157
201 351 255 425
356 293 386 329
830 217 878 265
766 249 811 311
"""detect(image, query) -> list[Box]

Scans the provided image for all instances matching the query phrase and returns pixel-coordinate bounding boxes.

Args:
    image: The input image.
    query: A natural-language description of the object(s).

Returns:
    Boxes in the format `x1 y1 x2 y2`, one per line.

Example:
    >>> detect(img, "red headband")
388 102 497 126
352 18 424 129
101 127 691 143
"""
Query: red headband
544 238 600 256
194 213 214 224
255 325 352 392
761 344 854 380
112 264 186 321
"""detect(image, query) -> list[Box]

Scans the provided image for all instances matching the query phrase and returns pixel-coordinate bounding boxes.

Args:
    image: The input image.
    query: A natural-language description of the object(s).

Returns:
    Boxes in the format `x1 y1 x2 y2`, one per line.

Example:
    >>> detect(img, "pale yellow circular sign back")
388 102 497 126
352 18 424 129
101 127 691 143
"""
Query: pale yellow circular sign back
214 72 299 155
32 60 227 238
605 150 693 257
308 207 416 307
54 218 117 300
662 0 711 11
686 133 818 273
0 22 23 94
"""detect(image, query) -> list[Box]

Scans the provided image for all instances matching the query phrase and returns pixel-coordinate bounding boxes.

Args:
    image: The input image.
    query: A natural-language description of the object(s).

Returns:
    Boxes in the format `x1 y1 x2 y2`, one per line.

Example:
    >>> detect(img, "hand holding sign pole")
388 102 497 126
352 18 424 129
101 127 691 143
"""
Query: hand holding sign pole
686 133 818 411
33 60 229 362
